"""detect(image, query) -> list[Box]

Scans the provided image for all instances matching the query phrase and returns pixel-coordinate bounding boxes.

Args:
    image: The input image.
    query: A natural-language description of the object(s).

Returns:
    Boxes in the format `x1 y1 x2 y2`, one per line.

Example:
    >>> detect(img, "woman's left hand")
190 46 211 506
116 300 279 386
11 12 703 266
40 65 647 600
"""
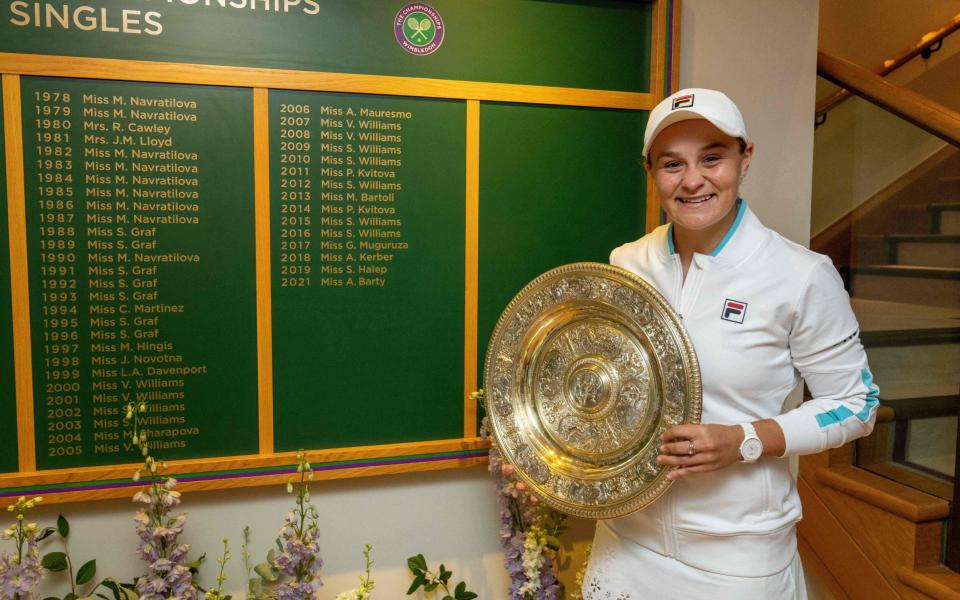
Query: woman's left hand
657 424 744 480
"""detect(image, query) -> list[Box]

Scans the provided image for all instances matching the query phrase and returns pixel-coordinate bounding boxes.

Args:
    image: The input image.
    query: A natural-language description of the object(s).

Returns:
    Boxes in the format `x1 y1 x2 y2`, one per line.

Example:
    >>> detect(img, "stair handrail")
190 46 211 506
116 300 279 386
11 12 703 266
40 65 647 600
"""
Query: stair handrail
817 51 960 147
816 14 960 118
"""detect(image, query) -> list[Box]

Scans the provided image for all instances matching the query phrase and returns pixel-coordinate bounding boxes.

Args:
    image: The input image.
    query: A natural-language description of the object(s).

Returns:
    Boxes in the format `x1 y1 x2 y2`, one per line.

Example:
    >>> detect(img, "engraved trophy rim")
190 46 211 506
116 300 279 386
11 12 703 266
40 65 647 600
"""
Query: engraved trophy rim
483 262 702 519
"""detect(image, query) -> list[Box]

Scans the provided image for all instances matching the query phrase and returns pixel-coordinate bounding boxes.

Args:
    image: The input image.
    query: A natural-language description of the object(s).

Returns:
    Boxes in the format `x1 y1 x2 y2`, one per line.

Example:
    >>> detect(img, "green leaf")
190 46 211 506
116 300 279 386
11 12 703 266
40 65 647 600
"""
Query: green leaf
456 582 466 595
407 554 425 573
36 527 57 542
405 573 424 595
266 548 276 564
545 535 561 551
42 596 60 600
100 578 123 600
254 562 279 583
442 596 454 600
65 593 78 600
424 581 439 592
41 552 68 571
95 594 111 600
438 564 451 583
76 559 97 585
459 593 478 600
56 514 69 538
413 553 428 571
120 586 138 600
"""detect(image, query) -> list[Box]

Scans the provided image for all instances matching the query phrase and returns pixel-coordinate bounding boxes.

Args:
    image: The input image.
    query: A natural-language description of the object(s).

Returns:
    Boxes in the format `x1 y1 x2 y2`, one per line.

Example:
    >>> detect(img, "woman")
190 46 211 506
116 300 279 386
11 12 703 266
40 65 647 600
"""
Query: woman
582 88 878 599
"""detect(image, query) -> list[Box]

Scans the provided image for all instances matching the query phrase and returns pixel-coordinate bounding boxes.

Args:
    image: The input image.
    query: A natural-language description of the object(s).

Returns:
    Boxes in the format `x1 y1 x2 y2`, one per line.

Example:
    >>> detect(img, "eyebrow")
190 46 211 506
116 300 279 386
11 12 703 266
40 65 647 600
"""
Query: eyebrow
655 142 731 161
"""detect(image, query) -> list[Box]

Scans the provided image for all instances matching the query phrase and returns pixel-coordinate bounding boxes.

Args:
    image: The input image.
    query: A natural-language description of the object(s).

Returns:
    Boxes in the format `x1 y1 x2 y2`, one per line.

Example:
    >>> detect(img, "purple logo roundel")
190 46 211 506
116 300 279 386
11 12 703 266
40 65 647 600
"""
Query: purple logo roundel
395 3 444 56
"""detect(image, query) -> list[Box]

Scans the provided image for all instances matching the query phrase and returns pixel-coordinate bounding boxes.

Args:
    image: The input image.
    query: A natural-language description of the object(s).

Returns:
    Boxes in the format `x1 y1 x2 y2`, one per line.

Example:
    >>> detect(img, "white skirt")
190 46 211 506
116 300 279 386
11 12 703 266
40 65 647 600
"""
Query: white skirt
582 521 808 600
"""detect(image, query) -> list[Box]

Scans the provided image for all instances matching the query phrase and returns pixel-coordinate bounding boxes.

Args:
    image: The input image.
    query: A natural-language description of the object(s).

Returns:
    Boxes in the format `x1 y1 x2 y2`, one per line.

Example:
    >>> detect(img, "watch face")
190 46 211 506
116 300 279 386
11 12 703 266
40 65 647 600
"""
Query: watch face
742 438 763 460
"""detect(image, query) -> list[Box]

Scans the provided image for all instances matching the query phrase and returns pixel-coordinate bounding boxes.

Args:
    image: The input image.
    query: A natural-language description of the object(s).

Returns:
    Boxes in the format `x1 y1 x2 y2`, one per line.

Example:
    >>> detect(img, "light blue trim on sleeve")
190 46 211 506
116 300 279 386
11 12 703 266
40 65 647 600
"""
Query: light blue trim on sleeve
667 223 676 255
709 198 746 256
814 368 879 429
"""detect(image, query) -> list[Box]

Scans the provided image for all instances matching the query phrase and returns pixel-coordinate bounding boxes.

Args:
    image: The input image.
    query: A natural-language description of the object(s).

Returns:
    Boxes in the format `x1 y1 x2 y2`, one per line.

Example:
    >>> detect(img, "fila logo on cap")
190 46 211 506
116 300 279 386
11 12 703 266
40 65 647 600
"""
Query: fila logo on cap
721 299 747 324
672 94 694 110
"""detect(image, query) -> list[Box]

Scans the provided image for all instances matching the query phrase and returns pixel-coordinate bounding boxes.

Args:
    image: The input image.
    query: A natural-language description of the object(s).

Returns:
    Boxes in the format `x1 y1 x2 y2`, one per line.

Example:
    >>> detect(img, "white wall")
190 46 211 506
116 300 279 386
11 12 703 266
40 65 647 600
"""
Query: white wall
811 96 946 235
17 3 823 599
680 0 819 246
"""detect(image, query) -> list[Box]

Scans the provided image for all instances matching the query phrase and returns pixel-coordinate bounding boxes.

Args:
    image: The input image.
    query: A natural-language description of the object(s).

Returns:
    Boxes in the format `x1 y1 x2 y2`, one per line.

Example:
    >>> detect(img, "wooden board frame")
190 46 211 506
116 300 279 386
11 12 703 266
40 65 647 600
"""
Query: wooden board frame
0 0 680 504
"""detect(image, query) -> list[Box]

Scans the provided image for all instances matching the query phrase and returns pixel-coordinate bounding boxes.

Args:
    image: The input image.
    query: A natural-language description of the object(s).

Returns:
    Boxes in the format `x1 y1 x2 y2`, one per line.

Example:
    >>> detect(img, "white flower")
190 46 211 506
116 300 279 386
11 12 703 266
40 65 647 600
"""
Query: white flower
517 526 547 594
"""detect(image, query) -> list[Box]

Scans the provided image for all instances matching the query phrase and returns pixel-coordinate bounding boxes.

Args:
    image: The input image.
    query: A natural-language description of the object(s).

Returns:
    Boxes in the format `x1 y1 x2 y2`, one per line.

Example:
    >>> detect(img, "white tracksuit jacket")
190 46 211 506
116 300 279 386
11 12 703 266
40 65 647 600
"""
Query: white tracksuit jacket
603 200 879 577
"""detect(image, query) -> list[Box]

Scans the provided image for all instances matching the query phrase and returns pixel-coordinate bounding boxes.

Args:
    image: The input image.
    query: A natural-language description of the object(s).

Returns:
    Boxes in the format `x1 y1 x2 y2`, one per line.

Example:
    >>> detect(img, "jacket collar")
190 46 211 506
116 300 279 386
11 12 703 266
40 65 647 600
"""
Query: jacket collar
662 199 769 270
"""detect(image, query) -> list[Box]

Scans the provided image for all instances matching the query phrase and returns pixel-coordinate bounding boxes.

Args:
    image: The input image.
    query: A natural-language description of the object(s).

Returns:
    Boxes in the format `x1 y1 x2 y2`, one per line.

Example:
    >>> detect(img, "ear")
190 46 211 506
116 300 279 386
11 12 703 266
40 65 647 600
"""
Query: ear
739 141 755 178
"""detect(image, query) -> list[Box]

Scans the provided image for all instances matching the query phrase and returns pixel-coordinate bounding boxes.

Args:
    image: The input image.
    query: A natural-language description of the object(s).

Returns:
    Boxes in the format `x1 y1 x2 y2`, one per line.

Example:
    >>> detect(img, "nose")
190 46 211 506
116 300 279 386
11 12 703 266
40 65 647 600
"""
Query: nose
681 166 706 191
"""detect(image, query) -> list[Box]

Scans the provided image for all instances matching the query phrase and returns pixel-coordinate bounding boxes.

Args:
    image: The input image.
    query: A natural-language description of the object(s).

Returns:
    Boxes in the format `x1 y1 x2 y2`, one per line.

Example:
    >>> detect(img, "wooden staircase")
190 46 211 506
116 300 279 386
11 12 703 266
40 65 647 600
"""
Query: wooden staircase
803 168 960 597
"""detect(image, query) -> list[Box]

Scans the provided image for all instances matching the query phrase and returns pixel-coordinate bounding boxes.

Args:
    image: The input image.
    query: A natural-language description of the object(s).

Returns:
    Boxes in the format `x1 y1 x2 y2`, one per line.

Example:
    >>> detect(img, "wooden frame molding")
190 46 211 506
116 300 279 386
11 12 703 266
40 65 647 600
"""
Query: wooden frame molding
0 437 488 505
253 88 274 455
463 100 480 437
0 53 654 111
2 74 35 471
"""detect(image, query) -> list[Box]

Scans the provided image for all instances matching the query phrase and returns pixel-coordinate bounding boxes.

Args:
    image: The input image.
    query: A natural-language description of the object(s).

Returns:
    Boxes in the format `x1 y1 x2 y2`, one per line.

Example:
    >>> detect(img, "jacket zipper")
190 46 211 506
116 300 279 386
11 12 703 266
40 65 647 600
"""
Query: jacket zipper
665 254 685 558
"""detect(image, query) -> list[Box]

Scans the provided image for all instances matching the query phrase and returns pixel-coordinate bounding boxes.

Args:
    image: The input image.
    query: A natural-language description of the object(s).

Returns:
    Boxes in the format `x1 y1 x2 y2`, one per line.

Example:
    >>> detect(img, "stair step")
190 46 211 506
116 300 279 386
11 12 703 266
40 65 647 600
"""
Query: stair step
930 202 960 235
887 204 934 235
887 234 960 267
853 234 888 265
880 397 958 476
897 565 960 600
852 298 960 331
865 344 960 406
852 265 960 308
814 465 949 522
938 178 960 201
880 395 960 417
862 328 960 346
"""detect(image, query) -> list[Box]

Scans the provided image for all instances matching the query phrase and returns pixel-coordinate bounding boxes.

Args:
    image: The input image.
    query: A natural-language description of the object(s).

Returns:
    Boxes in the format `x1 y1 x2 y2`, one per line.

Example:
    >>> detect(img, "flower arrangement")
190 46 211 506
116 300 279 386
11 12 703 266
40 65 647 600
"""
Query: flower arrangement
0 496 44 600
474 389 567 600
333 545 374 600
124 397 201 600
252 452 324 600
5 386 599 600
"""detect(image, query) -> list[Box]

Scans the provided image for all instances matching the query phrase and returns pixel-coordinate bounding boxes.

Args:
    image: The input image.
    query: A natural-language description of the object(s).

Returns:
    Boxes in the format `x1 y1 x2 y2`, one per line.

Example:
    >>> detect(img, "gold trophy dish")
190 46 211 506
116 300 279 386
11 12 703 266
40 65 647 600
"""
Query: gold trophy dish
483 263 702 519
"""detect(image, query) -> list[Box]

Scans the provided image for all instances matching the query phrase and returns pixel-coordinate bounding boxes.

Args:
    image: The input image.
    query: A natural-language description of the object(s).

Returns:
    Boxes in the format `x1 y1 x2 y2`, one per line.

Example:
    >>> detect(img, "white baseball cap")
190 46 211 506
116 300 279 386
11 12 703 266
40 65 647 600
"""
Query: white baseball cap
642 88 747 158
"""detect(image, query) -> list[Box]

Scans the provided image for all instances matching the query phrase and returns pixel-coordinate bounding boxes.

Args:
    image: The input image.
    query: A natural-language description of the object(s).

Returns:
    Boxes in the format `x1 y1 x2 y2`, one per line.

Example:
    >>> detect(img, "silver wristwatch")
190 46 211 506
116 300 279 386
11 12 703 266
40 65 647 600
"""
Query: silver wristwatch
739 422 763 463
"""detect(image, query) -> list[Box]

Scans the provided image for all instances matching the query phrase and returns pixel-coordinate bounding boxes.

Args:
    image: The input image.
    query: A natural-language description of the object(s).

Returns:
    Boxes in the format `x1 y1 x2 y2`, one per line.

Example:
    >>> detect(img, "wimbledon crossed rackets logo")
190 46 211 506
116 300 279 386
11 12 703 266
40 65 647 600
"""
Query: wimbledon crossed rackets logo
394 3 444 56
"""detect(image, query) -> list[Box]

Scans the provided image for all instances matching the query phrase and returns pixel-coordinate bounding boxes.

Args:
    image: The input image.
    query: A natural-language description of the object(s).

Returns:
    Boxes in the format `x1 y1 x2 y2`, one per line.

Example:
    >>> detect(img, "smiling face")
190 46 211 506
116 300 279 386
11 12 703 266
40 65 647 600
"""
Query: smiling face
647 119 753 248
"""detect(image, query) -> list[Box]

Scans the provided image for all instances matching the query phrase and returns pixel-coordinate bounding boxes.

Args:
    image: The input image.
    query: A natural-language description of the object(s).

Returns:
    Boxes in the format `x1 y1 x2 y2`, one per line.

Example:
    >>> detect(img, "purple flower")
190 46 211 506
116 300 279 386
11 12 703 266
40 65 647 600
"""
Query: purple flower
0 533 43 599
131 478 198 600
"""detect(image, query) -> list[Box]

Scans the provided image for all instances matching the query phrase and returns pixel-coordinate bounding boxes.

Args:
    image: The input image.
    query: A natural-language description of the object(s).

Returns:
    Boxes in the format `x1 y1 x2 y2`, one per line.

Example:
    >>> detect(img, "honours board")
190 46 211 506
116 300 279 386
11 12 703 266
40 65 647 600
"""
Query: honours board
269 91 466 450
20 77 259 469
0 0 679 500
478 103 647 385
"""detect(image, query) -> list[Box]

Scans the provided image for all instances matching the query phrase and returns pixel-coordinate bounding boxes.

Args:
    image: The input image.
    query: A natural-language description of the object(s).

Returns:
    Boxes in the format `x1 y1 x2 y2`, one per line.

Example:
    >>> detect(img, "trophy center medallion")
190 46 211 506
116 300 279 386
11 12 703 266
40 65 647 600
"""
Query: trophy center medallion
567 363 610 414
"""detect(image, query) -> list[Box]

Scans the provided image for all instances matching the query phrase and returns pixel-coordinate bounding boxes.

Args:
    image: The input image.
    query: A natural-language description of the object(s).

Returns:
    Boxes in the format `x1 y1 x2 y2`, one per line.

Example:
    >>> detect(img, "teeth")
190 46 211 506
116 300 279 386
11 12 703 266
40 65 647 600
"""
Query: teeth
679 194 713 204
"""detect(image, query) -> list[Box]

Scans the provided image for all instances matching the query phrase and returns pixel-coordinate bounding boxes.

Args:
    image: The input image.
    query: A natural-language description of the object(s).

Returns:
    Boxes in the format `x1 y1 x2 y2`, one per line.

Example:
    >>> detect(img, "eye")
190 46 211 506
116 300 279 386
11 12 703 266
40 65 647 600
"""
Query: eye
661 160 682 171
702 154 721 165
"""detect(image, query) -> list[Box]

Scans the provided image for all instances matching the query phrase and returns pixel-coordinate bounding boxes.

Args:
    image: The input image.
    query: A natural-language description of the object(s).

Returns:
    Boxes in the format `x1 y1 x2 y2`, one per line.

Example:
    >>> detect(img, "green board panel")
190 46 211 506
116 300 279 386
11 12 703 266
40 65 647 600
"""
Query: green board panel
478 102 647 387
0 1 650 93
0 89 17 473
270 91 465 450
21 77 258 469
